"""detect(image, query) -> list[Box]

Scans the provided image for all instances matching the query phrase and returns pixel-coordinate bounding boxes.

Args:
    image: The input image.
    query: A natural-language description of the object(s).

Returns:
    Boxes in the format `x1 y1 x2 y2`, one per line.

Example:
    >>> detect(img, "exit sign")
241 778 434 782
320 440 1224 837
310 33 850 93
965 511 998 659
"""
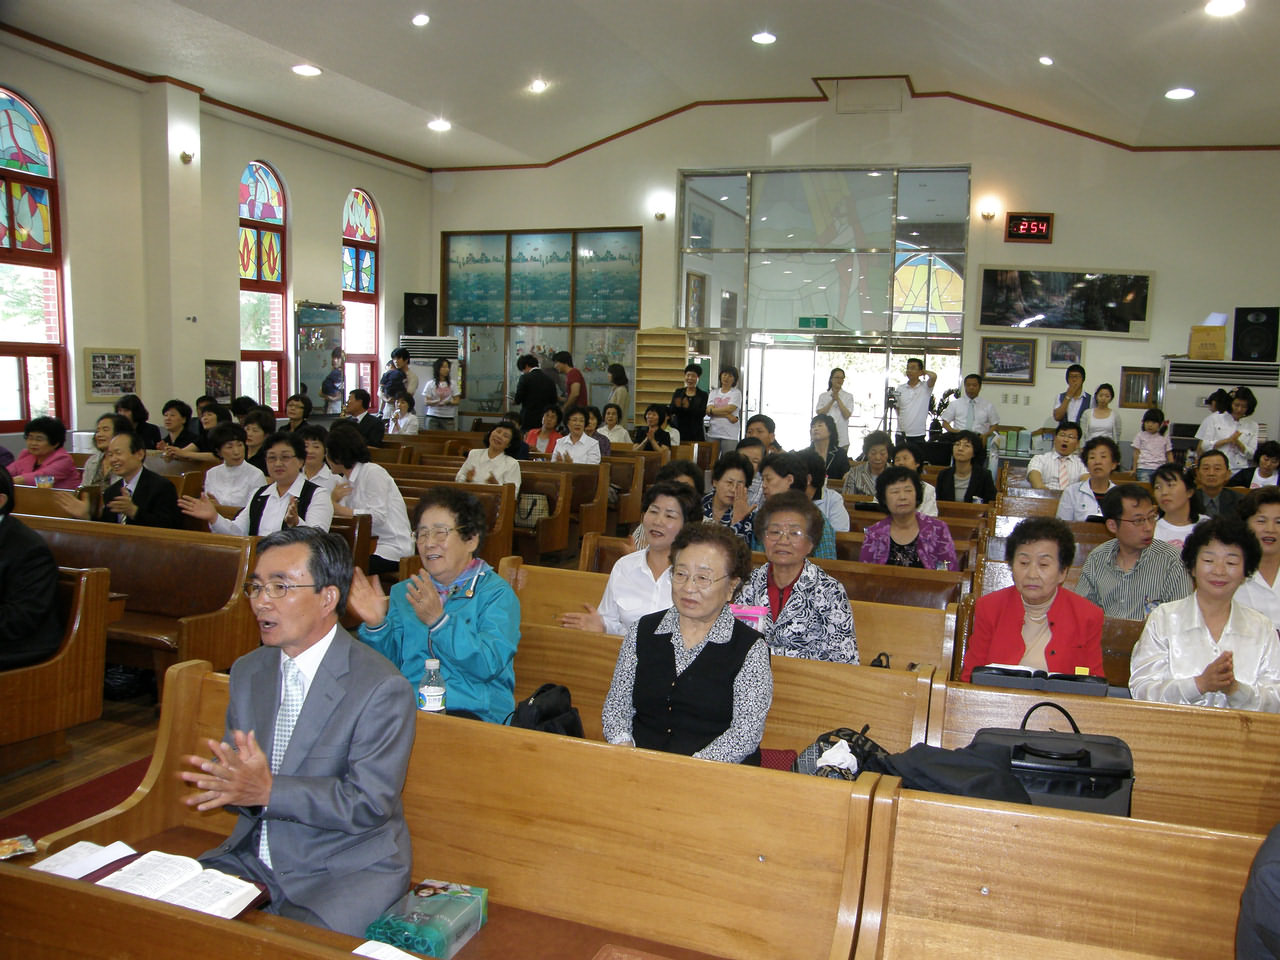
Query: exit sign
798 316 829 329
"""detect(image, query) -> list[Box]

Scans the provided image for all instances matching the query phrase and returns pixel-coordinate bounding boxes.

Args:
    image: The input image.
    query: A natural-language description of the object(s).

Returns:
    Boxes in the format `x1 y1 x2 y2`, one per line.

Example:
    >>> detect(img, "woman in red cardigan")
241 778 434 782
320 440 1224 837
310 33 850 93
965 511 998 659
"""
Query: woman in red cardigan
961 516 1105 682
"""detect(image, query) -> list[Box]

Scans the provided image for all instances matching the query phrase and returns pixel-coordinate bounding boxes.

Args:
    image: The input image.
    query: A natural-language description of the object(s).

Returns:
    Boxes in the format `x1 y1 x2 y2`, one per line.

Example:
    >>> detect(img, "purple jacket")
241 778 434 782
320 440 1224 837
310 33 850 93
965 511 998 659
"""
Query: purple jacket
861 513 958 570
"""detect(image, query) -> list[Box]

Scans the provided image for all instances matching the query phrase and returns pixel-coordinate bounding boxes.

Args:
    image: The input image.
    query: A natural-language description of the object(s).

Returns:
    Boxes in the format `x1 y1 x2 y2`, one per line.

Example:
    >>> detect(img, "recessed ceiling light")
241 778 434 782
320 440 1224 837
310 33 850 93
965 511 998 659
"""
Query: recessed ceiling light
1165 87 1196 100
428 118 452 131
1204 0 1244 15
752 30 776 44
1039 56 1054 66
909 231 920 236
291 64 322 77
528 78 549 94
783 270 793 275
896 215 909 220
411 13 430 26
867 171 882 177
719 195 728 201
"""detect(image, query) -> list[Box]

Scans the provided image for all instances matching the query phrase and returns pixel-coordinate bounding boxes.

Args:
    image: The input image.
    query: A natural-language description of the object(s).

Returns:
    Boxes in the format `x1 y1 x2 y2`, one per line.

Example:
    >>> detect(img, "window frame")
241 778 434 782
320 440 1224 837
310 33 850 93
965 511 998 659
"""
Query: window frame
238 161 288 415
341 189 380 397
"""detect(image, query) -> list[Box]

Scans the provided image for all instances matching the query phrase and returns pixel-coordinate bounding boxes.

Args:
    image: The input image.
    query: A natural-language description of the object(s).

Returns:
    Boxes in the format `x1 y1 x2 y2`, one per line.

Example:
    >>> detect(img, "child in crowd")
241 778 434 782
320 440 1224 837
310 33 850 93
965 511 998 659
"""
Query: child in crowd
1132 407 1172 482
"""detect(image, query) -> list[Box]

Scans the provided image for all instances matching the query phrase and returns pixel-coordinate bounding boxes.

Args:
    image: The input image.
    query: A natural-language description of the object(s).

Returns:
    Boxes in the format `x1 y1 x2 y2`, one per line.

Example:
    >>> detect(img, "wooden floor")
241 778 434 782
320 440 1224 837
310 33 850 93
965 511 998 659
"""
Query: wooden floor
0 695 158 819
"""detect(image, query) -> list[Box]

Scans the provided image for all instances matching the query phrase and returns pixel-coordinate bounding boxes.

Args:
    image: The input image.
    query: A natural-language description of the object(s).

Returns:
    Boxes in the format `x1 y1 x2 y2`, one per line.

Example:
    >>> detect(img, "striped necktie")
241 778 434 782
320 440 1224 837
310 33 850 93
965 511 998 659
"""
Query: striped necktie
259 658 304 867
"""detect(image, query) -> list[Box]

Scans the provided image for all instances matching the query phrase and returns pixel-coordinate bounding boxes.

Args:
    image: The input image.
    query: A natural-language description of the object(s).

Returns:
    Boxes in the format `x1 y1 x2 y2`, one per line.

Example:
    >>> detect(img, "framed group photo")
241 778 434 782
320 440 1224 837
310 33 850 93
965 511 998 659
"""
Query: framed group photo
979 337 1036 384
1047 339 1084 368
84 347 140 402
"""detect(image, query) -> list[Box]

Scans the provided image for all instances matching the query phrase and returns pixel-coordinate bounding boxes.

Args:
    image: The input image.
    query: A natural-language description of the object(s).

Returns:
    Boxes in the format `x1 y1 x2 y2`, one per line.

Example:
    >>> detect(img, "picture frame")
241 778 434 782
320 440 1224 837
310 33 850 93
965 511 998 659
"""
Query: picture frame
979 337 1036 384
978 266 1152 339
685 271 708 328
1119 366 1162 409
1046 339 1084 368
84 347 140 402
203 359 236 404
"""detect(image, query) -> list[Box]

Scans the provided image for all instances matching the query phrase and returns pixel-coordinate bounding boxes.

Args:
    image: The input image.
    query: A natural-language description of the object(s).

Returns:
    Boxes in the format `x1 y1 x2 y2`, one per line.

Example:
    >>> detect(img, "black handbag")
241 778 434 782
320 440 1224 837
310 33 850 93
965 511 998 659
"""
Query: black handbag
969 701 1133 816
507 683 584 738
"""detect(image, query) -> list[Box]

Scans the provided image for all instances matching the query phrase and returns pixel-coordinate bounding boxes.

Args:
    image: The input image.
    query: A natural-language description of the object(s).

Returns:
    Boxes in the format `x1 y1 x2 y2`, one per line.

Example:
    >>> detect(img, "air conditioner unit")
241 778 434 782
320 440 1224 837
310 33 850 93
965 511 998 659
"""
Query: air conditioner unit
398 336 459 361
1165 359 1280 388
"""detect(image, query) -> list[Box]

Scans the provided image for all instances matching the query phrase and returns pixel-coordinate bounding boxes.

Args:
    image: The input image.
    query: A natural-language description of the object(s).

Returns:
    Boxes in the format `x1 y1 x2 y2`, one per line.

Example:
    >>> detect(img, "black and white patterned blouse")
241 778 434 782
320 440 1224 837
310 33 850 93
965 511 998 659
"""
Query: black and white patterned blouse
739 561 858 664
602 607 772 763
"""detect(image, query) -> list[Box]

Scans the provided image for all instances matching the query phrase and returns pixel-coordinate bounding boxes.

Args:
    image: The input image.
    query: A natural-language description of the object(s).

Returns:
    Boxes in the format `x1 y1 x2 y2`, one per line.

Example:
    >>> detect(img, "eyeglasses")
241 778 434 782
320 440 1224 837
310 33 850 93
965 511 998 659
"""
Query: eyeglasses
244 581 318 600
763 526 808 542
265 453 297 465
1118 513 1160 527
416 525 457 543
671 569 730 590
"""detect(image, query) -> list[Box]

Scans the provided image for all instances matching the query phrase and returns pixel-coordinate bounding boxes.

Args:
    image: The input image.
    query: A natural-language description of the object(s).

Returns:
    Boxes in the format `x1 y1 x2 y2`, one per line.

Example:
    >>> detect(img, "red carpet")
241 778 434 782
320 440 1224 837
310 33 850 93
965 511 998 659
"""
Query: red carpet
0 757 151 842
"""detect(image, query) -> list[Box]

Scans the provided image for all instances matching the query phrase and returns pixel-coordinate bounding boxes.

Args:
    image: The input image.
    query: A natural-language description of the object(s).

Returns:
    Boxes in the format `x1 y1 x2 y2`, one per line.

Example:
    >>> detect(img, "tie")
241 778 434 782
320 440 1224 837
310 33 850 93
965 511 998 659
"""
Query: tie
259 658 304 866
1058 457 1071 490
116 482 132 524
964 401 974 431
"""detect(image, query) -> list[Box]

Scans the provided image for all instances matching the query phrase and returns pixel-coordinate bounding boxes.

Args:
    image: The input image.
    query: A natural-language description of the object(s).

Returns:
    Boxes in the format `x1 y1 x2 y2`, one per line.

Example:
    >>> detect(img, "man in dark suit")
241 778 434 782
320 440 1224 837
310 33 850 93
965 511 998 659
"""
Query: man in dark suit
344 388 385 448
0 465 64 670
54 431 181 528
1196 449 1243 518
182 526 414 935
513 354 558 432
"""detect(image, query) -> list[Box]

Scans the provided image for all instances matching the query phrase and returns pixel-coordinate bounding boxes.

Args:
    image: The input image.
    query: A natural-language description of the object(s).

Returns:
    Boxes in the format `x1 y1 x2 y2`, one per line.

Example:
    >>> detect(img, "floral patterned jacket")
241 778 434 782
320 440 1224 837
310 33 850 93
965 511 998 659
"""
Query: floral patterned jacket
860 513 958 570
738 561 858 663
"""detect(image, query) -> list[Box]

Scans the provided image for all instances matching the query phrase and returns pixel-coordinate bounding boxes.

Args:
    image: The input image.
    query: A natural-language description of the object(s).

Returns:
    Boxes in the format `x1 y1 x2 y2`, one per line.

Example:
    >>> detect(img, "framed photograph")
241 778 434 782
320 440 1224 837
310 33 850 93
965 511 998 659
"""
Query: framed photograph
84 347 140 402
685 271 707 328
978 266 1152 339
203 359 236 404
979 337 1036 384
1047 339 1084 368
1119 366 1162 409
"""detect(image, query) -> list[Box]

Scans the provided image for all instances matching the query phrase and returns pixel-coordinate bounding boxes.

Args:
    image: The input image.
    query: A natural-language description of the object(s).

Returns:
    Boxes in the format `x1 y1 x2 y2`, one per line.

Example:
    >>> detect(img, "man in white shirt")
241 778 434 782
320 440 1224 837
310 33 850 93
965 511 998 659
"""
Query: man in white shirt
943 373 1001 468
893 357 937 443
1056 436 1119 522
553 408 601 464
180 432 334 535
202 422 266 509
1027 422 1087 491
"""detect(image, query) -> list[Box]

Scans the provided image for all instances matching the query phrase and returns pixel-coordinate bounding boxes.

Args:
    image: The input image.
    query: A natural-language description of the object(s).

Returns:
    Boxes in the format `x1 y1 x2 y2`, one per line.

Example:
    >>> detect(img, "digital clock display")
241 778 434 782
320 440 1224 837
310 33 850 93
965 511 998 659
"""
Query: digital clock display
1005 212 1054 243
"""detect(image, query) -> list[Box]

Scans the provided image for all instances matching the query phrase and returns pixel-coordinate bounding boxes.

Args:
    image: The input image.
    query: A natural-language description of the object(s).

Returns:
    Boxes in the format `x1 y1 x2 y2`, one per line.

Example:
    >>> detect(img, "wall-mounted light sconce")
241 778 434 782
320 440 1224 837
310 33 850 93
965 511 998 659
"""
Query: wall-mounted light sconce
654 211 666 221
179 151 195 165
646 188 675 223
977 194 1001 221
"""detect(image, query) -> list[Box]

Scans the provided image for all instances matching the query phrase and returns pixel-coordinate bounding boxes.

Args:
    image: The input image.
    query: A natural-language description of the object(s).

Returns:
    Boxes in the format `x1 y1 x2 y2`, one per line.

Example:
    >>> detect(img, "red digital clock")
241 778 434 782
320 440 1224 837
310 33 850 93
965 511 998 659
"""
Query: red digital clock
1005 212 1054 243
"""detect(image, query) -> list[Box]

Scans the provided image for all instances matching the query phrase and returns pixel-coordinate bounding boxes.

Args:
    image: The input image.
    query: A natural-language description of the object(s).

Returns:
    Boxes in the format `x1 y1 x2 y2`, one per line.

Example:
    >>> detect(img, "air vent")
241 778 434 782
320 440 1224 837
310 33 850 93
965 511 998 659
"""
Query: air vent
1165 359 1280 388
398 336 459 361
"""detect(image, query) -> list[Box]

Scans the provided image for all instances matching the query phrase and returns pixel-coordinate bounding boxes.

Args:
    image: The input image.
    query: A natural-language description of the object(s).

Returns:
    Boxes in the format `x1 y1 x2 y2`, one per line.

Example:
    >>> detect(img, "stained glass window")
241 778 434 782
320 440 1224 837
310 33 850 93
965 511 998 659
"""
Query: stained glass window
341 189 379 395
238 226 258 280
260 231 282 282
0 87 65 431
239 161 288 412
239 162 284 223
358 249 375 293
342 246 357 291
343 189 377 243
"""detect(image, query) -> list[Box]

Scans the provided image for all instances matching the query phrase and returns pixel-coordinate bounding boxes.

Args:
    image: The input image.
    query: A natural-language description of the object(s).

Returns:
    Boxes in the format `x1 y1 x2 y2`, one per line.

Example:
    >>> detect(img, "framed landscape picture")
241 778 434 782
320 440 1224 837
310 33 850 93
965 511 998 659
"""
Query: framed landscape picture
980 337 1036 384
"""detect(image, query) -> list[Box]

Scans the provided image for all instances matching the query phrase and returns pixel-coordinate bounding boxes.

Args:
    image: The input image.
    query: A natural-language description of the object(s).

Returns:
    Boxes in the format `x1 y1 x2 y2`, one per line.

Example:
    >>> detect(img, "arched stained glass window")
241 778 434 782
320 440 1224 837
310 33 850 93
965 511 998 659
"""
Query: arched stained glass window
0 86 67 432
341 188 379 399
238 160 288 412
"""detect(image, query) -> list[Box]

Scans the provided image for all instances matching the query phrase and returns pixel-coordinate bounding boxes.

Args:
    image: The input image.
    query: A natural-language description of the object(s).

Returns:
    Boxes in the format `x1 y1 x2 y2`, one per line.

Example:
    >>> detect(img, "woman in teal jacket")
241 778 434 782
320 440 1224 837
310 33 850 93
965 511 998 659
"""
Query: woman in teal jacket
348 486 520 723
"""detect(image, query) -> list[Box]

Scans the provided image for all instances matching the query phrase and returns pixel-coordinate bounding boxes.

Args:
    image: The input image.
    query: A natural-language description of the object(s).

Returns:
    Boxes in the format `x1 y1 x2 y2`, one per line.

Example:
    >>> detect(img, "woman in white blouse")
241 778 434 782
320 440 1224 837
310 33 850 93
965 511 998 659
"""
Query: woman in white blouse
558 481 699 636
455 421 522 493
326 423 414 576
1198 387 1260 473
815 368 854 450
706 366 743 444
601 403 632 446
1080 382 1123 444
201 421 266 509
387 393 420 435
1130 515 1280 712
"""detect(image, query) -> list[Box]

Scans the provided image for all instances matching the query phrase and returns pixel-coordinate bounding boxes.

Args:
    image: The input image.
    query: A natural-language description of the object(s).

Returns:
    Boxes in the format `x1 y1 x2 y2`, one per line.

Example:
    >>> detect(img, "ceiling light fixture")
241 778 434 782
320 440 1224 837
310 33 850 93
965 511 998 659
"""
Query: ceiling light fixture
528 78 549 94
1204 0 1244 15
412 13 430 26
428 118 452 132
1165 87 1196 100
719 195 728 201
752 30 776 44
1039 55 1054 66
292 64 322 77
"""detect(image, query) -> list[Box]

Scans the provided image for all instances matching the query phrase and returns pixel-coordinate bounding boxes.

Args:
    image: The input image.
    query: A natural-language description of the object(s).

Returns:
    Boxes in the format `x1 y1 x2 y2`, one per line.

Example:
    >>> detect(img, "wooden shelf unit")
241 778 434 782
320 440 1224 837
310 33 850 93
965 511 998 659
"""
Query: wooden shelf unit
635 327 688 415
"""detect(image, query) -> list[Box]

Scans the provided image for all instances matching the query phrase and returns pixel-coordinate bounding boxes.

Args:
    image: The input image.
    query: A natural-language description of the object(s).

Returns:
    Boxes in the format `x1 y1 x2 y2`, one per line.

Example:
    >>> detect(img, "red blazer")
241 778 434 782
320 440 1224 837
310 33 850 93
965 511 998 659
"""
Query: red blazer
961 585 1105 682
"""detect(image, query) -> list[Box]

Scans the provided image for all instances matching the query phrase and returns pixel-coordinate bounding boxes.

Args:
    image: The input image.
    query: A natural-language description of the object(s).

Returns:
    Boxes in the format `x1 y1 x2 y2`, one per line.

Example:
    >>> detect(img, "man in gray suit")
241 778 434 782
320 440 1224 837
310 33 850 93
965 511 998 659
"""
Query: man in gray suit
182 526 415 935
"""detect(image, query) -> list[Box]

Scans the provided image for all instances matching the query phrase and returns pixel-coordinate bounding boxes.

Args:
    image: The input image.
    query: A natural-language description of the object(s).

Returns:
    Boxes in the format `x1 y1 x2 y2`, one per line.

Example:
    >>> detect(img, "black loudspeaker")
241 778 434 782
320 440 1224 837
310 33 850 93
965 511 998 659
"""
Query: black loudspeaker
1233 307 1279 362
404 292 438 336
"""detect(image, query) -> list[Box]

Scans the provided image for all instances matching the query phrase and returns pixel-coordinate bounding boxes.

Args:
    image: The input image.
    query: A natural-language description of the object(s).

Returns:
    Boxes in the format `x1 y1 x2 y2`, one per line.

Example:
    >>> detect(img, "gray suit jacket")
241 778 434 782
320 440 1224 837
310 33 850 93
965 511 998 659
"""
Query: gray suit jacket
200 626 415 936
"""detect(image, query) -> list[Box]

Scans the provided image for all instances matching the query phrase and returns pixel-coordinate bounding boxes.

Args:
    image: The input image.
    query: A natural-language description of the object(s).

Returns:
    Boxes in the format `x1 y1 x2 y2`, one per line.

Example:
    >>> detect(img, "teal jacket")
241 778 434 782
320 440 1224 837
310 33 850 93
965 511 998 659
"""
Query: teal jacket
358 562 520 723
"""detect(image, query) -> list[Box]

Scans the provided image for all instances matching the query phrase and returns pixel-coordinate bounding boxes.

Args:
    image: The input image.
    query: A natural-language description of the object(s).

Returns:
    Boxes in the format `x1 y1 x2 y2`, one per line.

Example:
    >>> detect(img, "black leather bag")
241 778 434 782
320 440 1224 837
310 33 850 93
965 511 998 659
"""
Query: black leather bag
507 683 584 738
969 701 1133 816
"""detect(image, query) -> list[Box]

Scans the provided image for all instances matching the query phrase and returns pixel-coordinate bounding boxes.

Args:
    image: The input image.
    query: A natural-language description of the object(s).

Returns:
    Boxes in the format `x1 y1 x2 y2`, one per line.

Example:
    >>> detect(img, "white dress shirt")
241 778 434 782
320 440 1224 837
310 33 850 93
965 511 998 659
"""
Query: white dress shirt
596 548 673 636
1130 594 1280 712
918 481 939 517
554 433 601 464
815 389 854 448
456 448 522 492
943 394 999 436
1027 452 1087 491
816 487 850 533
1055 478 1114 523
203 461 266 509
1236 569 1280 631
895 379 932 436
212 473 334 536
336 461 413 564
304 463 340 493
1200 415 1260 472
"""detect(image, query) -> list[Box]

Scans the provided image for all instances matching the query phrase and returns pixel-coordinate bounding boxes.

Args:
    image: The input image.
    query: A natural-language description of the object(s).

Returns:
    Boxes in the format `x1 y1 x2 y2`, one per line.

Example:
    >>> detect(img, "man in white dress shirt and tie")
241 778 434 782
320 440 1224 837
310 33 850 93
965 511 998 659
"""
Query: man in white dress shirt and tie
942 373 1001 470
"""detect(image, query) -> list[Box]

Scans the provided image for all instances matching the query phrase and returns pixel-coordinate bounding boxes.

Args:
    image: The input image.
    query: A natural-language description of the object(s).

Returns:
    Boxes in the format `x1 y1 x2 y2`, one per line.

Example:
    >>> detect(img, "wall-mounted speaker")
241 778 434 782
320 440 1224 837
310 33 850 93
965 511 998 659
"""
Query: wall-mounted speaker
1233 307 1279 363
404 292 438 336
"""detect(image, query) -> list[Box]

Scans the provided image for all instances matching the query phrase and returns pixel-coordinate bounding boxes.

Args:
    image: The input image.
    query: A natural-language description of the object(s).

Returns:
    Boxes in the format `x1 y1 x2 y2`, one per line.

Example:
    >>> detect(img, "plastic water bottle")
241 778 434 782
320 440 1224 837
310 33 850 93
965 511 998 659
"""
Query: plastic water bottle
417 658 446 713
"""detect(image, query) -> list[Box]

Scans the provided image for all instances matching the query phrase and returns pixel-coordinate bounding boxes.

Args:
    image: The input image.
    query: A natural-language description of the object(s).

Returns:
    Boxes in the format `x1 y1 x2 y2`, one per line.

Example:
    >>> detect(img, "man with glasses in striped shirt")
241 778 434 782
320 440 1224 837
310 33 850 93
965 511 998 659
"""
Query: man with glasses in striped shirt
1078 485 1192 621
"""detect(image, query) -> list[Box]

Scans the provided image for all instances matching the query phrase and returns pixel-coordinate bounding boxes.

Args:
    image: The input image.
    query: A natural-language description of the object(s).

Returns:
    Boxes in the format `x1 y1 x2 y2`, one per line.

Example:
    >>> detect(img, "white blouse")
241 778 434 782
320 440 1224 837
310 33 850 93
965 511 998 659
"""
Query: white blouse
455 447 522 493
202 461 266 509
596 548 673 636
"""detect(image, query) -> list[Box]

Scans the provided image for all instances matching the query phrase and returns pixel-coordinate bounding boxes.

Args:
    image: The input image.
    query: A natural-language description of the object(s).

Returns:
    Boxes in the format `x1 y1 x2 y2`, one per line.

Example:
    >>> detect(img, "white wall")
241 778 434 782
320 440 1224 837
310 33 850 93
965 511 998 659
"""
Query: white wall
430 92 1280 440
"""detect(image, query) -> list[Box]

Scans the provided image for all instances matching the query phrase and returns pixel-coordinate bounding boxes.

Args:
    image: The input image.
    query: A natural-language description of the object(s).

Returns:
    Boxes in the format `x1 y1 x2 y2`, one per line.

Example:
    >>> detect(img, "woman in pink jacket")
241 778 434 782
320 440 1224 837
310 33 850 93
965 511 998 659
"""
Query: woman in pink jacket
10 416 81 489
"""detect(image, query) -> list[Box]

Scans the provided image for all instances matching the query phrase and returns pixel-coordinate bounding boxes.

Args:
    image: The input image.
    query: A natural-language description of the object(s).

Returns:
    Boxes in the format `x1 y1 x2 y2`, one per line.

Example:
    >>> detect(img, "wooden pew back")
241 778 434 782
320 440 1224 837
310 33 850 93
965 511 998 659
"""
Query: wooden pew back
808 557 969 609
394 481 515 568
855 783 1262 960
926 679 1280 834
578 532 637 572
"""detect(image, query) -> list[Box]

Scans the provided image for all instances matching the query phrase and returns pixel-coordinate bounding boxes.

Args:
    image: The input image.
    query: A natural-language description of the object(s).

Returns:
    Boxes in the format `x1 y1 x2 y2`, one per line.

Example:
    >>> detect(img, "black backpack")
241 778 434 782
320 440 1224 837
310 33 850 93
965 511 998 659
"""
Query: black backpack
507 683 584 738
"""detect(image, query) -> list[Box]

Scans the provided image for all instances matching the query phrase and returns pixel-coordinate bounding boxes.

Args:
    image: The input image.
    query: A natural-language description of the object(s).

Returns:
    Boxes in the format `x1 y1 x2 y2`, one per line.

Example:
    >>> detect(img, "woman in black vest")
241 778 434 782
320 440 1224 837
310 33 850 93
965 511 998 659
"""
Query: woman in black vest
602 523 772 764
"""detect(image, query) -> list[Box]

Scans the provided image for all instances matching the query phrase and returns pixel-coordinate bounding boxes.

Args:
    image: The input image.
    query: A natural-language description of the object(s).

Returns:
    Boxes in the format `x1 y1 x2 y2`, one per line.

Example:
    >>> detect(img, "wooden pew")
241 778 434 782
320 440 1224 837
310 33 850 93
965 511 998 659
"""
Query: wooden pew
602 452 644 528
13 482 102 520
513 623 933 753
990 514 1114 543
579 531 636 571
973 554 1083 597
17 515 257 696
0 566 110 776
610 442 669 487
854 782 1262 960
366 444 410 465
393 480 515 569
807 558 969 608
41 659 877 960
926 678 1280 834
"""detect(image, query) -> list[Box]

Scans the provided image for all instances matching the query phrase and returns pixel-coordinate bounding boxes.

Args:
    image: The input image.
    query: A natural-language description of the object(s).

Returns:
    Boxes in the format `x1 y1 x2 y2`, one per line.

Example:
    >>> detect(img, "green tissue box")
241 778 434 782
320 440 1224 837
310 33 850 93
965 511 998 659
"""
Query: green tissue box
365 878 488 959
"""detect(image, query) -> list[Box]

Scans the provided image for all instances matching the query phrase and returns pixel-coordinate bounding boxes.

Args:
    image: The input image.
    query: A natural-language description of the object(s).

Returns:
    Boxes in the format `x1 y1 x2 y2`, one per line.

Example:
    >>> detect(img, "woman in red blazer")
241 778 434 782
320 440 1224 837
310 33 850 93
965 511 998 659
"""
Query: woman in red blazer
961 516 1105 682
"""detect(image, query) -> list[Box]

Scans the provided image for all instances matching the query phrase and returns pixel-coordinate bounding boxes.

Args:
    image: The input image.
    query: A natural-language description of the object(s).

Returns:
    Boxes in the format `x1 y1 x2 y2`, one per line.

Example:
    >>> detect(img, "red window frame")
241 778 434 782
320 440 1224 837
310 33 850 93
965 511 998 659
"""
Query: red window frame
341 189 379 401
238 162 288 415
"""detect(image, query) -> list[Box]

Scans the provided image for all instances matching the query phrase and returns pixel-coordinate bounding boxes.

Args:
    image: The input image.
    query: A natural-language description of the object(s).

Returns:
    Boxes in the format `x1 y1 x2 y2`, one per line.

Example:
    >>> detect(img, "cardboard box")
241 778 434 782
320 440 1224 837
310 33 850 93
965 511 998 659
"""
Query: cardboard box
1188 326 1226 360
